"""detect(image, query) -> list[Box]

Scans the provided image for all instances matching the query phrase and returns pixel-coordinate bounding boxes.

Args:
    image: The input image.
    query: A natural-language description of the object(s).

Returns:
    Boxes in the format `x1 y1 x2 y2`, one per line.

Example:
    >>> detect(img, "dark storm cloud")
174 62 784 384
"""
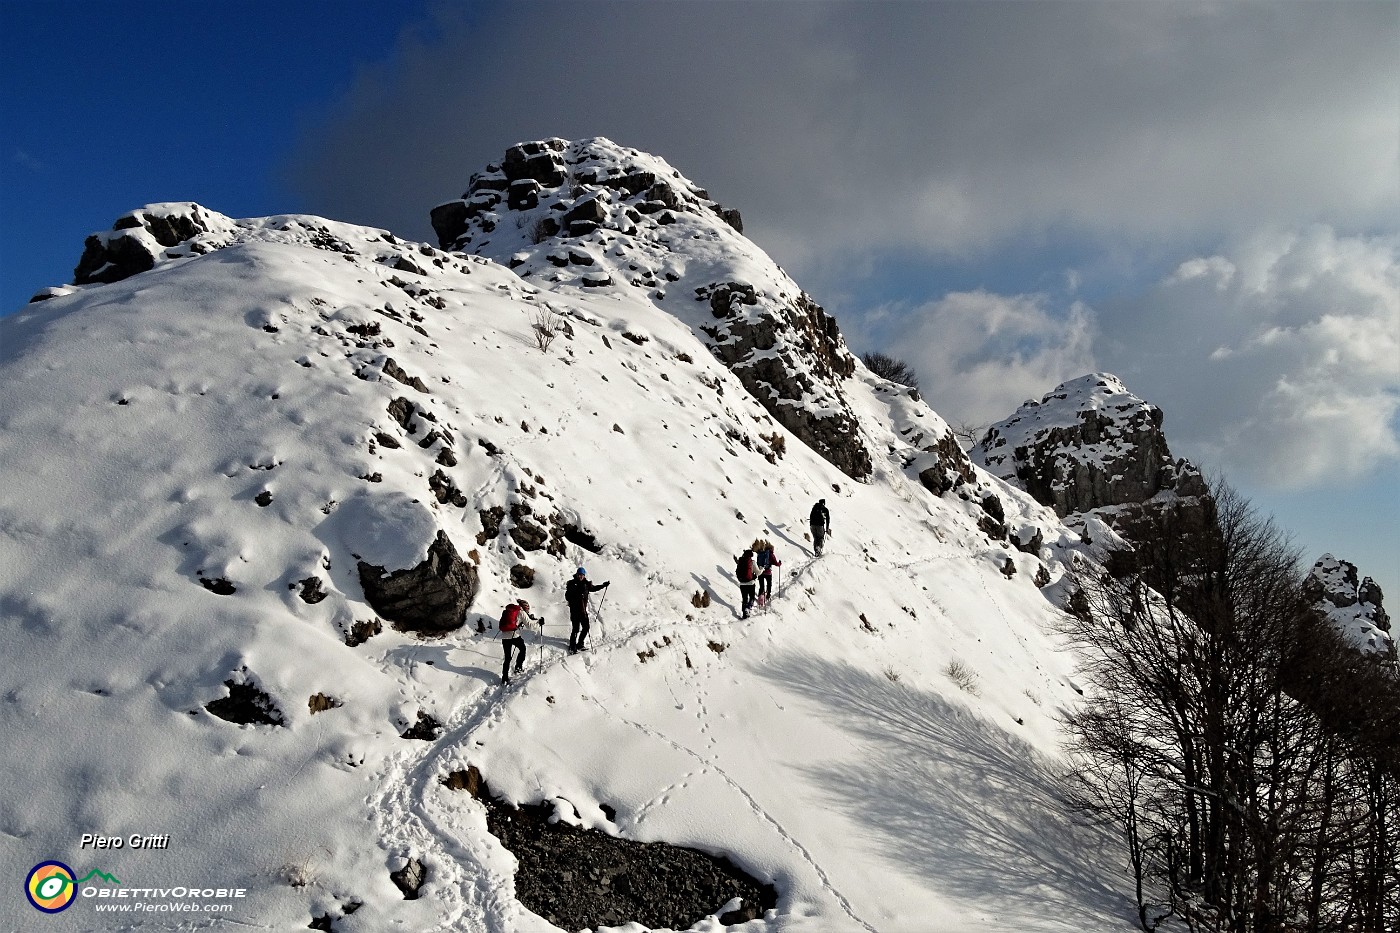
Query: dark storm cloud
285 0 1399 503
286 0 1398 278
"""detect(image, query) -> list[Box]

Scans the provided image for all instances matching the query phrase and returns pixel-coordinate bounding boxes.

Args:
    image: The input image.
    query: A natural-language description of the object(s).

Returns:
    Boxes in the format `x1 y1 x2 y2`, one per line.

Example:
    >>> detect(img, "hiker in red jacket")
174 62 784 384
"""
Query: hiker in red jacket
498 599 540 685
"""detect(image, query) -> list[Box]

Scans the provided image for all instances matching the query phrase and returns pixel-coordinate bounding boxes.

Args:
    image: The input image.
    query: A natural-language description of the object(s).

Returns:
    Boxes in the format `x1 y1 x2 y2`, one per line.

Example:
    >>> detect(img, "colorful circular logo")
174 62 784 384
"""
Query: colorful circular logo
26 861 76 913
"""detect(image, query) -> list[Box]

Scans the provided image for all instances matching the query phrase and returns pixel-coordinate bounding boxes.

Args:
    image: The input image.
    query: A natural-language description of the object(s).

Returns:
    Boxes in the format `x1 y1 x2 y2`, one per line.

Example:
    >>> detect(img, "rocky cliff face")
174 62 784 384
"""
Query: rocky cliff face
1305 554 1394 659
972 373 1210 543
431 137 873 481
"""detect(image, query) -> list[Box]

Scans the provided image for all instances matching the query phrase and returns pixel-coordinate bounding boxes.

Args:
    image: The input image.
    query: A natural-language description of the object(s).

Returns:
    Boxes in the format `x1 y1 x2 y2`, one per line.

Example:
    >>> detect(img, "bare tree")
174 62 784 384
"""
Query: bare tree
530 304 564 353
950 419 991 449
861 351 920 389
1061 482 1399 933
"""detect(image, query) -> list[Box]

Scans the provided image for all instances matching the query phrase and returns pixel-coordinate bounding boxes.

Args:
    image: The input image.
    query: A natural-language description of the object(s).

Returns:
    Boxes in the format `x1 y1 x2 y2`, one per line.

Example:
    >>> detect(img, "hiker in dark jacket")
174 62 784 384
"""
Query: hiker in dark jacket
756 538 781 602
810 499 831 556
498 599 539 685
565 567 608 653
735 547 758 618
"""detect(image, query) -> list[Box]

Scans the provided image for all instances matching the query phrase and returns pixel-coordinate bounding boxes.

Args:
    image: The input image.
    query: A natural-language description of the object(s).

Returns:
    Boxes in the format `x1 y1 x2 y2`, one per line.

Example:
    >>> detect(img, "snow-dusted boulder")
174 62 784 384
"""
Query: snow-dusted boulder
330 491 480 634
73 202 237 284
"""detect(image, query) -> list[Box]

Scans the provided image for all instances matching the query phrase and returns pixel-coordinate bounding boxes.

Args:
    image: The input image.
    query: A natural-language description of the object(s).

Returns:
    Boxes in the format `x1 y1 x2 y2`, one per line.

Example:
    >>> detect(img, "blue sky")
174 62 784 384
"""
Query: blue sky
2 1 1396 598
0 1 423 310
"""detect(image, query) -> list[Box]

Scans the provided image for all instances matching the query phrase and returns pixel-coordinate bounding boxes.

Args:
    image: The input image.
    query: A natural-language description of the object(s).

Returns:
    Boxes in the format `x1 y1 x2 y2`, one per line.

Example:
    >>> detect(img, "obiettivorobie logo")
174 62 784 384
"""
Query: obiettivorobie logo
25 860 248 917
26 862 119 913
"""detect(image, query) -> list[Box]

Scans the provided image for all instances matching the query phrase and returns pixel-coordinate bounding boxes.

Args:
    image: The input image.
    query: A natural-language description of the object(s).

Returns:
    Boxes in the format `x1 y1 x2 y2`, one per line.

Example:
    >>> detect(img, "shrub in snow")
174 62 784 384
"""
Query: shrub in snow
861 351 920 389
944 660 980 696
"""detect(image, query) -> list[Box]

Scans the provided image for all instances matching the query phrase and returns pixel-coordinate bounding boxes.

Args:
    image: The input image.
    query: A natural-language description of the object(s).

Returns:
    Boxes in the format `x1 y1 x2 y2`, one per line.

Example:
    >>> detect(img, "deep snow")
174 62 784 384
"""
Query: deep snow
1 146 1137 931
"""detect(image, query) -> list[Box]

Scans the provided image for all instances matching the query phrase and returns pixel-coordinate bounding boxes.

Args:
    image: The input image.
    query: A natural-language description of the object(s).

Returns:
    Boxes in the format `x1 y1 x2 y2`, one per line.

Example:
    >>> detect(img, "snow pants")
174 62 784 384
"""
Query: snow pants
811 523 826 556
739 583 757 617
501 636 525 682
758 572 773 599
569 605 590 651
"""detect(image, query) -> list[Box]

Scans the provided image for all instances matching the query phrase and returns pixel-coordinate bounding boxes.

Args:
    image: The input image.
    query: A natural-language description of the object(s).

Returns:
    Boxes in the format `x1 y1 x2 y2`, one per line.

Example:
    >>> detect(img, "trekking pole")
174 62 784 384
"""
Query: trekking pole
595 588 608 645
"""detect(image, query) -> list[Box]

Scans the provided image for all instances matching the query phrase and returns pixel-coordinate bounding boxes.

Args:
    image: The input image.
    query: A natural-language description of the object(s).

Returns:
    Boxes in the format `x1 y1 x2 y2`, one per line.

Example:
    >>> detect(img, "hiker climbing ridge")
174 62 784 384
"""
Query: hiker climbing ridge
565 567 609 653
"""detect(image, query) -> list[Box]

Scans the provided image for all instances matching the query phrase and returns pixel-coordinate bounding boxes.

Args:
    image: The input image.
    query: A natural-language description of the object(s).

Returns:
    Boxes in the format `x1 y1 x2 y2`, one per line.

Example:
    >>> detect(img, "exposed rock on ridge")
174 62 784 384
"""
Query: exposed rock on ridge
972 373 1209 542
432 137 873 481
1305 553 1394 659
73 203 238 285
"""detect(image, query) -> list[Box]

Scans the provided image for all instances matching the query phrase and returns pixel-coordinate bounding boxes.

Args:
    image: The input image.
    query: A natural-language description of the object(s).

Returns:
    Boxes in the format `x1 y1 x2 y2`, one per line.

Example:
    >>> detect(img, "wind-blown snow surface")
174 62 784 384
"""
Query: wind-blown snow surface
1 202 1134 928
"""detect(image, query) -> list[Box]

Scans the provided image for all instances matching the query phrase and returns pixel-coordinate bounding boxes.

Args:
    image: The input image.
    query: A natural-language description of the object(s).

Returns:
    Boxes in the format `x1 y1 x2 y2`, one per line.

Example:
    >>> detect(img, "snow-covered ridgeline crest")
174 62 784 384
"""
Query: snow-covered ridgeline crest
0 141 1135 931
432 136 874 481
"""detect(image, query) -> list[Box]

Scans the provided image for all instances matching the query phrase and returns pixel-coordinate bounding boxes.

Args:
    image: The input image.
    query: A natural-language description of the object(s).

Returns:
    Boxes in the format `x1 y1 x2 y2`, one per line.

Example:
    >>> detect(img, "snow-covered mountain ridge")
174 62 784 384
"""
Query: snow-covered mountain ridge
1 140 1134 931
972 373 1393 662
433 137 874 481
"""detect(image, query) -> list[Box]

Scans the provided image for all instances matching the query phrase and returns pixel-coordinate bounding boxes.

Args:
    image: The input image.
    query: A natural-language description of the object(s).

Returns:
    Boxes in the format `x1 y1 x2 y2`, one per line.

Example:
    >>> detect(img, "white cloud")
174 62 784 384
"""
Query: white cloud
878 227 1399 494
1107 227 1400 488
893 290 1097 429
1167 256 1235 288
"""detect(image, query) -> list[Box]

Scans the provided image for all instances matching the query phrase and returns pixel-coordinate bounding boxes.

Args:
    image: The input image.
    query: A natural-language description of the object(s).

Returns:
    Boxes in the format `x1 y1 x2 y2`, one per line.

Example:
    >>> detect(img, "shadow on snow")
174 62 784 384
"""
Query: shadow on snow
757 651 1136 930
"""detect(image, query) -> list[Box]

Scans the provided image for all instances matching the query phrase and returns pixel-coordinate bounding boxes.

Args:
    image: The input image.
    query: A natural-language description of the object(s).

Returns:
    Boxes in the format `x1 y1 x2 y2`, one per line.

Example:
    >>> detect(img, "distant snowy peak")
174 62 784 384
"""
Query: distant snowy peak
1306 554 1394 658
433 136 874 479
972 372 1208 540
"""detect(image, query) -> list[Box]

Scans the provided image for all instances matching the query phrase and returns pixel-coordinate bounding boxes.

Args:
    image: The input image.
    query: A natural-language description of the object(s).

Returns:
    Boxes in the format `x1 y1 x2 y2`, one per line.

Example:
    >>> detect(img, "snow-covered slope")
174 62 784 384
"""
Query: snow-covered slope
1 145 1133 931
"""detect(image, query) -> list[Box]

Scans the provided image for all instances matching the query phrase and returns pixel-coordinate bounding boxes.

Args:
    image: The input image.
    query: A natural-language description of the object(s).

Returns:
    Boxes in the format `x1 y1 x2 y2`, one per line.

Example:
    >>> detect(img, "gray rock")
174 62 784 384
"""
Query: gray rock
357 531 478 635
508 179 541 211
563 196 609 226
74 230 159 285
974 374 1211 544
429 201 469 249
389 858 426 899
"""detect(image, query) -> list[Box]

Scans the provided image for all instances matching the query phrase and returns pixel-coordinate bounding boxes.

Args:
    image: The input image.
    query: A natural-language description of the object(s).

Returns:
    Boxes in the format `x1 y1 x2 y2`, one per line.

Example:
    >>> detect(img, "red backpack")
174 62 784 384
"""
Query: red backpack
736 552 755 583
499 604 522 632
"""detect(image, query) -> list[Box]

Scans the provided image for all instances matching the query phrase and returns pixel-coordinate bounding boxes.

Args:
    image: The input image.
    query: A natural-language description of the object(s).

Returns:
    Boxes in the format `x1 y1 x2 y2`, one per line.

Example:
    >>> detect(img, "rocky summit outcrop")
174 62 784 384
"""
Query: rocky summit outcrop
1305 554 1394 659
357 530 478 635
73 203 238 285
973 373 1209 543
432 137 873 481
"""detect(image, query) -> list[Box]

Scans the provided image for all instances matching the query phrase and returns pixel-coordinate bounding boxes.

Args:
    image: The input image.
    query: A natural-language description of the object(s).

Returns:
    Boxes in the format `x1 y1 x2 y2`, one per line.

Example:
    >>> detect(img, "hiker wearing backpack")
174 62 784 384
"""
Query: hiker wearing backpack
498 599 540 686
735 546 758 619
756 539 781 603
809 499 831 556
565 567 609 653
